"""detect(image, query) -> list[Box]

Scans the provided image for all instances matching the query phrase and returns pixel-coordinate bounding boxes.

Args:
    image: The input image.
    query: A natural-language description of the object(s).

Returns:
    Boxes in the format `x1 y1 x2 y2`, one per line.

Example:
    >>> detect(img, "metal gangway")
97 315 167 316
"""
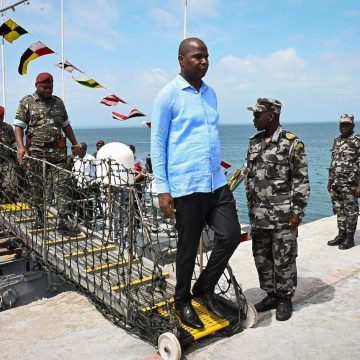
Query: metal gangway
0 142 255 360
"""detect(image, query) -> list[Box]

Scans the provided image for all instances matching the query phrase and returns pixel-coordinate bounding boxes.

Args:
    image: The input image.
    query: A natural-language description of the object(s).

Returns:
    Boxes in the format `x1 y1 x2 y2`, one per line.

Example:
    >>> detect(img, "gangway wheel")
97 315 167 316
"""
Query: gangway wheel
158 332 181 360
243 302 258 328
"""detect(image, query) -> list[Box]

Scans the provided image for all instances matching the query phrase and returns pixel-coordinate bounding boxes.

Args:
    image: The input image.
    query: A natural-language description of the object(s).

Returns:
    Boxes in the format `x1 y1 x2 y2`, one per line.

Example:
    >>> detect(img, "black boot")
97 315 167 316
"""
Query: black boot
327 230 346 246
339 234 355 250
276 297 293 321
254 293 278 312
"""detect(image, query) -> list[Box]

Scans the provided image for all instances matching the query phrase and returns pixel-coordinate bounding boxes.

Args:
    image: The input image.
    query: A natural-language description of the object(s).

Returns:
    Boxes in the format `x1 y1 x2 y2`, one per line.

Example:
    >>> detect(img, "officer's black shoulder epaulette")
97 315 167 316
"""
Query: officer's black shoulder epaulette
19 94 33 103
52 95 64 102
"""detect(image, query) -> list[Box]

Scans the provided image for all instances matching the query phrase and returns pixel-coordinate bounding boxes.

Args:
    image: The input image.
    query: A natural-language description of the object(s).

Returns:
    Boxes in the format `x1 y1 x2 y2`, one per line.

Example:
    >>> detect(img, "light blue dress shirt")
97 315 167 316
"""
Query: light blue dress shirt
151 74 227 198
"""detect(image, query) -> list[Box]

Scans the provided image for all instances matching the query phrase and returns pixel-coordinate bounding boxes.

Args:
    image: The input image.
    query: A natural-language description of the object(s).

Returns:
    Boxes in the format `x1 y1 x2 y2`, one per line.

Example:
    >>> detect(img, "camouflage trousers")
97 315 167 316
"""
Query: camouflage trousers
330 184 359 235
0 159 20 204
27 155 71 220
251 227 298 298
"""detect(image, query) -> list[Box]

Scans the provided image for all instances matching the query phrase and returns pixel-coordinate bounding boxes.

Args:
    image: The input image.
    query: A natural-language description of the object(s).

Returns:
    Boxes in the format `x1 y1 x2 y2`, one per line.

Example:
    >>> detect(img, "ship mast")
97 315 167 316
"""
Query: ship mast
183 0 188 40
0 0 30 123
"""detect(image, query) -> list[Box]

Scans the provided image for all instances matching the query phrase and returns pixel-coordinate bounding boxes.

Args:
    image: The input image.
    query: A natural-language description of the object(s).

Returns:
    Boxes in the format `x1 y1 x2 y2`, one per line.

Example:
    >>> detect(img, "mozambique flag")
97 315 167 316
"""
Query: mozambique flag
18 41 54 75
112 109 145 121
73 77 104 88
0 19 27 43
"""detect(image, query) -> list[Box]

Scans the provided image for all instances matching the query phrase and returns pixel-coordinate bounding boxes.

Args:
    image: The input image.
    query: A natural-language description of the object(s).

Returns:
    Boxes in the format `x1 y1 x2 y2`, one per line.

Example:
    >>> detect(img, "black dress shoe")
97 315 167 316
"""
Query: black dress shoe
192 288 226 319
254 293 278 312
276 298 292 321
175 301 204 329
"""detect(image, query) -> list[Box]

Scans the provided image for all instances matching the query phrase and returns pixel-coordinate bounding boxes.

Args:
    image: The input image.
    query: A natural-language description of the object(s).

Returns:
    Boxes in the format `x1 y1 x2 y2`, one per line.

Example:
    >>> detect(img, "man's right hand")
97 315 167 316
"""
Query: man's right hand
17 147 28 164
159 193 176 217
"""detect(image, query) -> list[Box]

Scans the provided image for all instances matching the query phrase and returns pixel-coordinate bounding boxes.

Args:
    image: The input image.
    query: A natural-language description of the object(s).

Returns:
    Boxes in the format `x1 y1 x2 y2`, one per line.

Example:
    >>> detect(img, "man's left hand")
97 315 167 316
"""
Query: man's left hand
289 216 301 230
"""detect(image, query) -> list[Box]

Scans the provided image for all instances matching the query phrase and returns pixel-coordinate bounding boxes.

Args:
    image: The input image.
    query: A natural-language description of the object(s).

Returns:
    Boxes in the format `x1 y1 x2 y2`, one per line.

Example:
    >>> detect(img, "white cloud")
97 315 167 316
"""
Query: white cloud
216 48 307 88
187 0 221 17
64 0 122 50
149 8 180 28
135 68 170 90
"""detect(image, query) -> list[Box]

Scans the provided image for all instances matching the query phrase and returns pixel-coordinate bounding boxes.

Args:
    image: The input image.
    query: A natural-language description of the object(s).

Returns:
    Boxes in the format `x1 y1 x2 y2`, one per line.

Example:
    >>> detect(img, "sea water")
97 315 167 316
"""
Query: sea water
75 122 341 224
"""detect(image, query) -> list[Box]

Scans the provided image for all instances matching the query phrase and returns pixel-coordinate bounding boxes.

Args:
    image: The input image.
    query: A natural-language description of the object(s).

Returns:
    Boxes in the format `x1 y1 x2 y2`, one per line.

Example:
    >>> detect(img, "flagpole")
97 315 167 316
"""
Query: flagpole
1 0 7 122
61 0 65 102
183 0 188 40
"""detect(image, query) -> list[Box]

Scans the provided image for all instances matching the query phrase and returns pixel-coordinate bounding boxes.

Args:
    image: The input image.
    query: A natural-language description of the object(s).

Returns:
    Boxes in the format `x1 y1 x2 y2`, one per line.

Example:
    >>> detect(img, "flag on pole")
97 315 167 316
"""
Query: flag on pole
18 41 54 75
142 121 151 128
112 109 145 121
0 19 27 43
56 60 83 73
72 77 104 88
100 94 127 106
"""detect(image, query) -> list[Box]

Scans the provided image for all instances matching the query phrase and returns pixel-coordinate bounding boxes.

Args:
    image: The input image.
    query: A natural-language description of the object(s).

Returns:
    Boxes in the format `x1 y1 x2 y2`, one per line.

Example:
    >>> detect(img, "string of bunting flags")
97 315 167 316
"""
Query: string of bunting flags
0 17 147 123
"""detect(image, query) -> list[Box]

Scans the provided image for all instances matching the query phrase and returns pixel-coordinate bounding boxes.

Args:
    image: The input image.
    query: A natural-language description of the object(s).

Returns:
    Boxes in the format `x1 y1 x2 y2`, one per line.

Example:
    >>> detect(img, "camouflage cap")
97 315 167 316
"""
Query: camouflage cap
340 113 354 124
247 98 282 114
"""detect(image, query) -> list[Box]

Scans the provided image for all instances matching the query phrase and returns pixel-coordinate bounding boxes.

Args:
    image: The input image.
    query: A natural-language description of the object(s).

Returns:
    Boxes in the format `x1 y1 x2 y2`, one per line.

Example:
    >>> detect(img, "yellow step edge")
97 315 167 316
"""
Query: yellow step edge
64 245 116 258
111 272 169 292
157 300 230 340
28 227 56 233
0 202 31 212
15 214 56 223
86 258 140 273
45 233 86 245
141 298 174 312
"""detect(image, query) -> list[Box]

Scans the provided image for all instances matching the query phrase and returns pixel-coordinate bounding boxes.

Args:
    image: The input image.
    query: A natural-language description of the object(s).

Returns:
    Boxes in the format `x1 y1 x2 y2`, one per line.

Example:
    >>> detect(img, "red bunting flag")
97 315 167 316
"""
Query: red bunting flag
112 109 145 121
220 160 232 170
142 121 151 128
100 94 127 106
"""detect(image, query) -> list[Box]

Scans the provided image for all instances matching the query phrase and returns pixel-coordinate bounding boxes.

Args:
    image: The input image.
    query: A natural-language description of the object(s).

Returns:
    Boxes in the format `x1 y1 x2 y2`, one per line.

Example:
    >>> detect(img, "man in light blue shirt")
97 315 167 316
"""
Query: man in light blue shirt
151 38 241 329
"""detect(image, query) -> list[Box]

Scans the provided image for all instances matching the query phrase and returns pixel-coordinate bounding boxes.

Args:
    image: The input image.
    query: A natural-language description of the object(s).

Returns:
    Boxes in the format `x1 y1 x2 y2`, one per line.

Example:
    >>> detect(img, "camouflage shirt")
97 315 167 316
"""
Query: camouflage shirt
15 92 69 157
246 126 310 229
328 132 360 187
0 121 16 147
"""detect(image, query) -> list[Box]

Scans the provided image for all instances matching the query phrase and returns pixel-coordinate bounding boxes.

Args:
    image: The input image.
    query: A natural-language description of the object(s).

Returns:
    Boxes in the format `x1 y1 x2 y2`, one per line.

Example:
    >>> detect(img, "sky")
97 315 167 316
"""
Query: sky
0 0 360 128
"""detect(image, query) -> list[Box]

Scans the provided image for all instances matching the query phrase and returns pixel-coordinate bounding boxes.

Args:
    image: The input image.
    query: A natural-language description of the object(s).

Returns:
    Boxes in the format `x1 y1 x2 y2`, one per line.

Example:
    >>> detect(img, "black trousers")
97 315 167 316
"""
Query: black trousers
173 184 241 303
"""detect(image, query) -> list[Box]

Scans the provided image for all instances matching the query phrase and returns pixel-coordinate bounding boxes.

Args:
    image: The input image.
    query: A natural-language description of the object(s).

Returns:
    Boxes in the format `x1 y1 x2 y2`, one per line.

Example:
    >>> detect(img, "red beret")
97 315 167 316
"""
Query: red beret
0 106 4 116
36 72 53 84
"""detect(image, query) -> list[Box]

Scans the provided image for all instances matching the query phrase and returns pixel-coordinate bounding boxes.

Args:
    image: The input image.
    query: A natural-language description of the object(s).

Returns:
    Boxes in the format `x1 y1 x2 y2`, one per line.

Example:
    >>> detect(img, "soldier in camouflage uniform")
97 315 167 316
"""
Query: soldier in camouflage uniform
0 106 17 203
13 72 81 235
245 98 310 321
327 114 360 250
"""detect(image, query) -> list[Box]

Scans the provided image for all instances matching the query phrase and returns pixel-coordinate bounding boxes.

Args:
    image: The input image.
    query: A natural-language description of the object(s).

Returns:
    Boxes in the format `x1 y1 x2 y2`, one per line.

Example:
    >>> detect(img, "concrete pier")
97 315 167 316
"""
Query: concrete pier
1 215 360 360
